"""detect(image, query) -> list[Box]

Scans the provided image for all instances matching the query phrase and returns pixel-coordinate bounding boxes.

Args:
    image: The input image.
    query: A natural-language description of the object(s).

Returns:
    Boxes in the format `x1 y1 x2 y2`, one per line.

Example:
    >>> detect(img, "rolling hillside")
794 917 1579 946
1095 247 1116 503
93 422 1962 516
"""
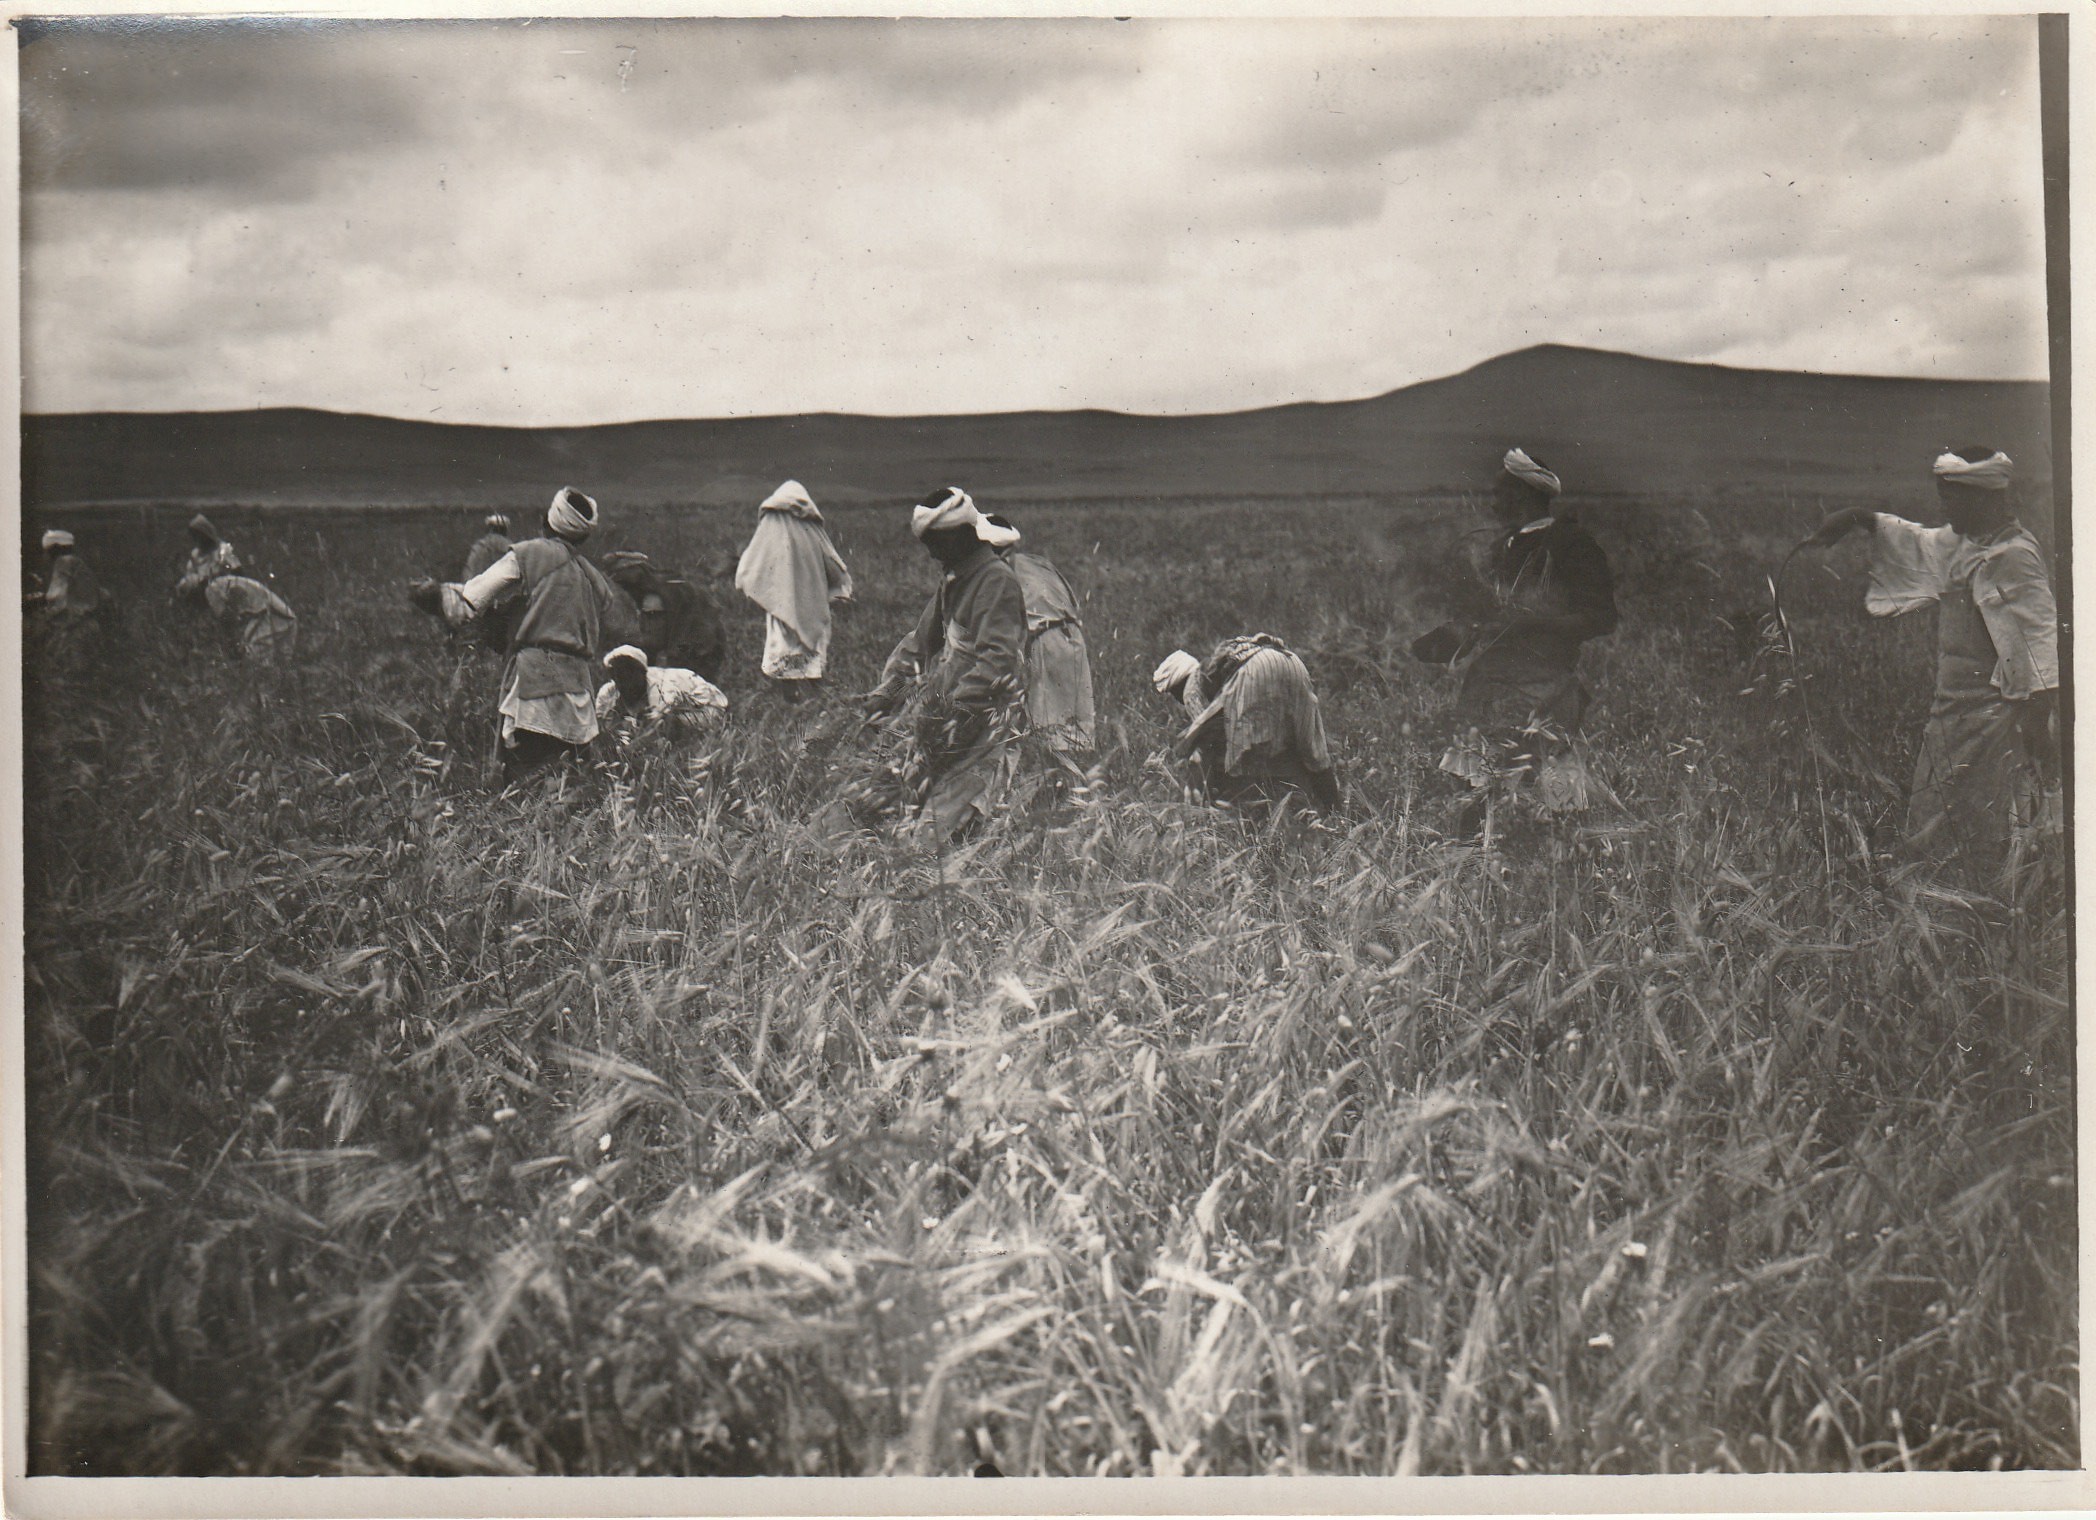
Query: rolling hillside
23 344 2053 515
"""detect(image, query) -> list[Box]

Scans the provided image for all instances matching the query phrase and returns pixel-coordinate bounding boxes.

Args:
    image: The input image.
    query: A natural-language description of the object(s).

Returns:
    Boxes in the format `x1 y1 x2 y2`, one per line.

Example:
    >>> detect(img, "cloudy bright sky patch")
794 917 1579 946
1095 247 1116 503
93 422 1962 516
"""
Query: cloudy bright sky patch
21 15 2046 424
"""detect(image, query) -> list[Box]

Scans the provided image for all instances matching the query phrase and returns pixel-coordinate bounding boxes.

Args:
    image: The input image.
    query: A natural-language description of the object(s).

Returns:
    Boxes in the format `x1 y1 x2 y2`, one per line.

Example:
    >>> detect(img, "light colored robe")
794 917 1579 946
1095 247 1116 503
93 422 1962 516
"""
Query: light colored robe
1175 635 1337 810
204 575 298 659
1865 513 2060 885
595 666 729 726
1006 550 1096 754
734 483 853 680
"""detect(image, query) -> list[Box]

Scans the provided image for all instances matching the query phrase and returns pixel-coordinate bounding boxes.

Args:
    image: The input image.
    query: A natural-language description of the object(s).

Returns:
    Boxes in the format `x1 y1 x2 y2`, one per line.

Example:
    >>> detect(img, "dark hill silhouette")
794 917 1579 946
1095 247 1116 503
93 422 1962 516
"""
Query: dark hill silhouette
23 344 2051 517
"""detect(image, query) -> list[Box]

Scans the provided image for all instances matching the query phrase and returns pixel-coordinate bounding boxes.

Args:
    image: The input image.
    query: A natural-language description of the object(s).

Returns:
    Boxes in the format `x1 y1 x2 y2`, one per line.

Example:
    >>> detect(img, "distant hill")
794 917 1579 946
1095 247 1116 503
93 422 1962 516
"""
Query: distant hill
23 344 2052 517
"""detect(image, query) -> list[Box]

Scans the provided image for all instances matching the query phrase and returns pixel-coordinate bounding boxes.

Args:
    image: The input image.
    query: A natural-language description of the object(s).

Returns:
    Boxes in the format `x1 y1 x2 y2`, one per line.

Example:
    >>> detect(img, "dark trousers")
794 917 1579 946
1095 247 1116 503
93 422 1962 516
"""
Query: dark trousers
501 729 588 786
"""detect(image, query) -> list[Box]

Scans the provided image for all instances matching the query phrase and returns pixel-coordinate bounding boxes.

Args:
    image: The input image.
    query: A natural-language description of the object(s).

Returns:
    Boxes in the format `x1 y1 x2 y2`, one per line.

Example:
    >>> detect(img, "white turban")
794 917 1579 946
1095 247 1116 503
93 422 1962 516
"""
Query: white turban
1153 649 1201 694
1502 448 1562 498
547 486 597 541
1500 444 1567 498
911 487 1021 546
41 529 74 552
1933 451 2014 491
760 479 823 521
603 644 648 668
484 513 510 532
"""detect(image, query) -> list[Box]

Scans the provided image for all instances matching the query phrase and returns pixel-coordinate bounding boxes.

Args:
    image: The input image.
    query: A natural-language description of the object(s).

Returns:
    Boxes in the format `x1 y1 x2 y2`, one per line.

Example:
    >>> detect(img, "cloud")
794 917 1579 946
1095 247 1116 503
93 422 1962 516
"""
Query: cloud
19 15 2048 423
21 19 432 200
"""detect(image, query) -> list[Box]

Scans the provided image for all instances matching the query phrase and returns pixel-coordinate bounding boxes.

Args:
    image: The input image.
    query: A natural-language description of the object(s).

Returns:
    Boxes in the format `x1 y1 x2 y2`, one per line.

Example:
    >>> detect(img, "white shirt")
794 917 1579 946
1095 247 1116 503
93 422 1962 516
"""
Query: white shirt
595 666 729 724
441 551 524 625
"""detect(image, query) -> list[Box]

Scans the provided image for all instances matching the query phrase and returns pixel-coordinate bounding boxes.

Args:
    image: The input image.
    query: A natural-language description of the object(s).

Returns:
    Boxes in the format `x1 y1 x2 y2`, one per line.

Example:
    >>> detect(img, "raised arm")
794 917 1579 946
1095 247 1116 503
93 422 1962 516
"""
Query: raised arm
439 549 523 627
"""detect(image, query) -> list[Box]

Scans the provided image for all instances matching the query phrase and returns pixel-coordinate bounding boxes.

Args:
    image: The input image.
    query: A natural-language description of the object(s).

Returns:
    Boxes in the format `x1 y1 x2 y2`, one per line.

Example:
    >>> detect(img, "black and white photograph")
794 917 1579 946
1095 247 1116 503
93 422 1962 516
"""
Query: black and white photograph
7 3 2082 1501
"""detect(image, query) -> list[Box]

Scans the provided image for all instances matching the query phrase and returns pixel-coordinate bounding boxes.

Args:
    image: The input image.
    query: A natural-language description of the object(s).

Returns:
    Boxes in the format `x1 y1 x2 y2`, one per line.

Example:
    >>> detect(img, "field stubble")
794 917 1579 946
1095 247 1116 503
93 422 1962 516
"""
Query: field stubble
21 494 2075 1476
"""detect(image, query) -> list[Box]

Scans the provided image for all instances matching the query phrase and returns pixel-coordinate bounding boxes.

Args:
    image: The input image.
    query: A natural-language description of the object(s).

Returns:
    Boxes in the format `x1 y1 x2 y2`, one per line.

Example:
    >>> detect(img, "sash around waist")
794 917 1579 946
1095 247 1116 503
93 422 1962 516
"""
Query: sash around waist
506 646 595 701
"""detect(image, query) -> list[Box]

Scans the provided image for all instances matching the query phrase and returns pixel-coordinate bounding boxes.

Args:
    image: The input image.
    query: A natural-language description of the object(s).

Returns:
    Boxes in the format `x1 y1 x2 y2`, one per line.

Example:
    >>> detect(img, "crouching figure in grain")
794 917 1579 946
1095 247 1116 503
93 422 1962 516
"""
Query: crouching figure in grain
1151 635 1340 814
1411 447 1617 836
595 644 729 741
855 488 1030 842
1806 447 2061 893
173 514 299 661
174 513 242 596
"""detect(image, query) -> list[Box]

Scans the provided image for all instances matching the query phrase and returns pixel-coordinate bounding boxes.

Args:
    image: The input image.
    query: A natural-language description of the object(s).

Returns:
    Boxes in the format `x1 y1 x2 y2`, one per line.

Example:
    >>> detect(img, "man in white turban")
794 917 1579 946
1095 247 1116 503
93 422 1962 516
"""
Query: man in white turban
26 527 112 674
733 480 853 699
1410 447 1617 837
857 487 1029 841
595 645 729 734
872 510 1096 768
29 529 106 620
1808 446 2060 889
1152 634 1339 813
422 486 627 784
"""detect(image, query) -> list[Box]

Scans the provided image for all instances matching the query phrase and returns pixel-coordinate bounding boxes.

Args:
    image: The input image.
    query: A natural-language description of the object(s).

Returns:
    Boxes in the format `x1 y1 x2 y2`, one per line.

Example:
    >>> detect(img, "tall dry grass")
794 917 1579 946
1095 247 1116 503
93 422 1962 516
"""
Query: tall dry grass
21 493 2073 1475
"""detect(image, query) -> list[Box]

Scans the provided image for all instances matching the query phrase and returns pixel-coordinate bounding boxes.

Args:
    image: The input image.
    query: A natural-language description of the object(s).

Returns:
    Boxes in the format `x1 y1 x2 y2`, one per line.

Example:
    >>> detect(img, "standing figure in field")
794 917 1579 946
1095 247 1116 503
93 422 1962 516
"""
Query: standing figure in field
1411 448 1617 832
429 486 626 785
1806 447 2061 890
861 488 1030 841
733 480 853 700
172 517 299 661
596 645 729 733
1151 636 1340 813
174 514 241 598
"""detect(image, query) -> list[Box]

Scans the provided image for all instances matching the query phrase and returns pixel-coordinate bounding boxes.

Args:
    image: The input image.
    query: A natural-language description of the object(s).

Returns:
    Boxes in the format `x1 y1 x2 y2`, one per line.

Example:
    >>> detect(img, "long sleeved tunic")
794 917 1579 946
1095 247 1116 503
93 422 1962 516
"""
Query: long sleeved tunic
884 545 1029 838
1863 512 2060 883
444 537 622 748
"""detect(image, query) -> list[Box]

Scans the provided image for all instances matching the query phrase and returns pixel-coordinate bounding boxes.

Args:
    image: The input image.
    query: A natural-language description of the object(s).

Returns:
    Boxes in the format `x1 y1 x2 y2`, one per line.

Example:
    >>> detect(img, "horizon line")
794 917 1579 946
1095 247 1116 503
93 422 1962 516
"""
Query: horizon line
23 341 2050 431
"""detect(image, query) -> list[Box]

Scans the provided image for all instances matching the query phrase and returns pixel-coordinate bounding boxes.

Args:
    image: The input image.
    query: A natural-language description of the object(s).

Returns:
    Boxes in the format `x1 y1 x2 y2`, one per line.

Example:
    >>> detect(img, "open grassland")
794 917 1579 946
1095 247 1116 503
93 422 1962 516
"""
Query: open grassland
22 494 2075 1476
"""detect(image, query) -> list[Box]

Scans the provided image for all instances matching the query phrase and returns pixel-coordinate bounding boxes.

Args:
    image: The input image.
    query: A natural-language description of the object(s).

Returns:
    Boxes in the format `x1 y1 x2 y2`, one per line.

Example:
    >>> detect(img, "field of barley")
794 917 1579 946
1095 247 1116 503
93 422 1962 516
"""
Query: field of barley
19 491 2076 1477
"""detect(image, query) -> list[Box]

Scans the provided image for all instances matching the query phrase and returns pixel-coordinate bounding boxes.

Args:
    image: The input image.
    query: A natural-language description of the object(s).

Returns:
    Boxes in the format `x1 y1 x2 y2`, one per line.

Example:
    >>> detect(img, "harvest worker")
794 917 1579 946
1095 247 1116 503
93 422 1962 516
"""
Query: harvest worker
174 513 241 598
873 512 1097 769
595 645 729 734
464 513 513 579
601 550 727 683
25 528 112 673
171 520 299 660
428 485 626 785
863 487 1029 841
28 529 108 621
1806 447 2061 889
984 514 1096 764
733 479 853 699
457 514 518 650
1151 635 1340 813
1410 447 1618 832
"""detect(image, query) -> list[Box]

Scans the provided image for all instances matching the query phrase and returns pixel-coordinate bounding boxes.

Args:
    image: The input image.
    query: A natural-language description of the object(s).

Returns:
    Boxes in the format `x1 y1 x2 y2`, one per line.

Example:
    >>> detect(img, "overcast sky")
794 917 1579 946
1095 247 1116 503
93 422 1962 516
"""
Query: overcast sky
20 15 2047 424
